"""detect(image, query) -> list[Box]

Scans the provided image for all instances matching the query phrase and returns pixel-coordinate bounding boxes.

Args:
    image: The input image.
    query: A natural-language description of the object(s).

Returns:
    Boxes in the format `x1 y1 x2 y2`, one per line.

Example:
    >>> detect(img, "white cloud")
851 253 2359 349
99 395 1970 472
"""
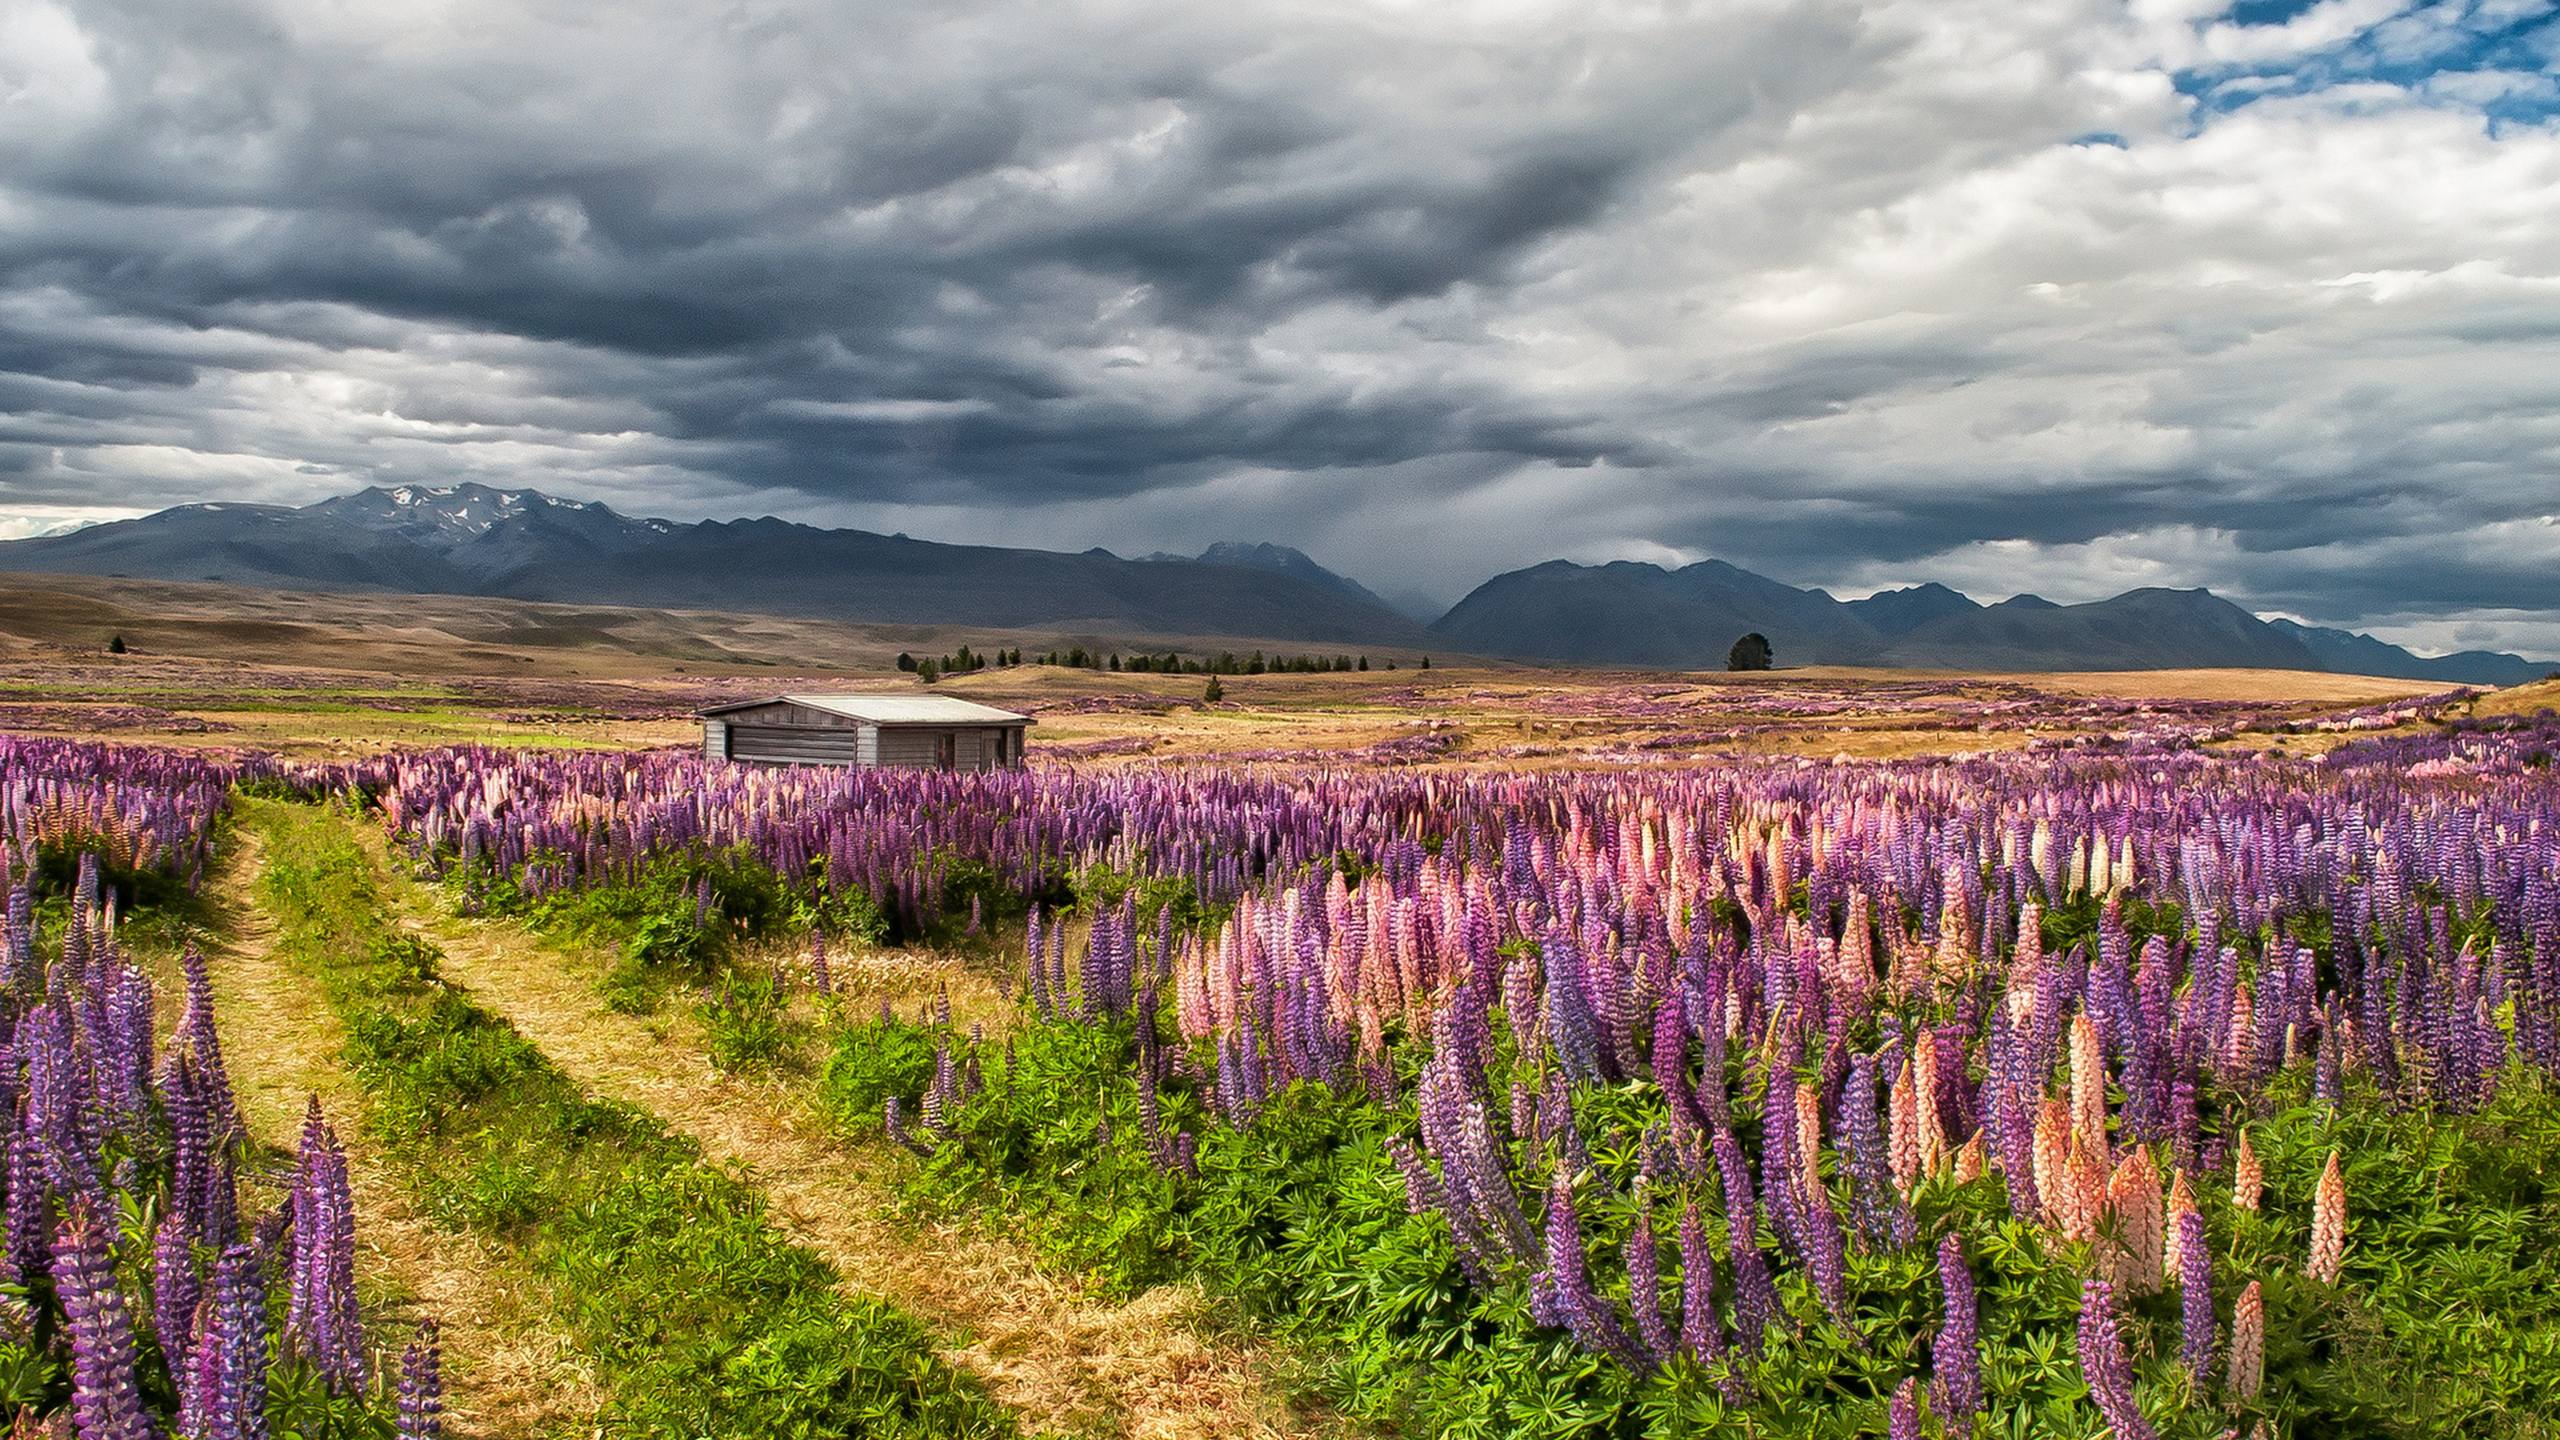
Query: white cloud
0 0 2553 653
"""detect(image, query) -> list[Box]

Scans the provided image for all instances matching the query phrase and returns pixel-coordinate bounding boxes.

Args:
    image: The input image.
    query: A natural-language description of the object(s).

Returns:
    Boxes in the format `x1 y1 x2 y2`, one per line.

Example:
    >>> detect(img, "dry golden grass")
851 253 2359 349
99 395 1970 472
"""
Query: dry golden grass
0 570 1440 681
198 834 609 1440
2000 667 2438 703
2473 677 2560 718
1 566 2468 765
349 830 1343 1440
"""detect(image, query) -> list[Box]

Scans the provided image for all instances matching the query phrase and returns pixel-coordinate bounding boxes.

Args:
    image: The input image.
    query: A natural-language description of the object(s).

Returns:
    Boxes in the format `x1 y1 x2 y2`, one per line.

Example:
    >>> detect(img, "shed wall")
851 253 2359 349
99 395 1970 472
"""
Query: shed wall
727 725 867 766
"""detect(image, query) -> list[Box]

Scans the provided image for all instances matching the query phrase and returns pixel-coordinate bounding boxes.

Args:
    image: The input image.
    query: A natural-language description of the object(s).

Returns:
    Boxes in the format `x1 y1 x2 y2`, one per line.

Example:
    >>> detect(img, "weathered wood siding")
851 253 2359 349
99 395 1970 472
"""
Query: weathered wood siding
702 719 729 761
873 726 944 768
728 725 867 766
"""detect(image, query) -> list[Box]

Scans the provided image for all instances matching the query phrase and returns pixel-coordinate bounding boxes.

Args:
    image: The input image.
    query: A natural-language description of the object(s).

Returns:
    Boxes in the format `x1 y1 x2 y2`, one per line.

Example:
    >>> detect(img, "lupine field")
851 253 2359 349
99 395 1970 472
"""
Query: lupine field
0 737 436 1438
7 687 2560 1436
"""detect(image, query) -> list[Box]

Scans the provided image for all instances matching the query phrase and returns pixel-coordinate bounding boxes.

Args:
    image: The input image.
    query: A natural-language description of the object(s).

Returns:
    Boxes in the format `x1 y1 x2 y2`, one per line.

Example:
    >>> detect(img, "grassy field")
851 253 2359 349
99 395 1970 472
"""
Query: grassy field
0 568 2463 761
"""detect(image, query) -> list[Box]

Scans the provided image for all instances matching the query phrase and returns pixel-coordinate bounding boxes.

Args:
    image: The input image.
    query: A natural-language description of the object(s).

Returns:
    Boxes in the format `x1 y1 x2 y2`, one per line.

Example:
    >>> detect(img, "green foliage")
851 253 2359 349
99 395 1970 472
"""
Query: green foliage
807 985 2560 1440
245 800 1012 1440
1070 863 1217 935
489 844 883 1006
25 841 190 913
817 1017 944 1132
697 972 808 1074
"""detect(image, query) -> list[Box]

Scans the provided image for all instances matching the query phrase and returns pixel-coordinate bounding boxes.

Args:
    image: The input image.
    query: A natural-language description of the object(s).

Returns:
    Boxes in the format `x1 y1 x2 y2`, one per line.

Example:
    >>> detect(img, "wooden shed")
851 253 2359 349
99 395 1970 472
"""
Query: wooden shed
698 694 1032 770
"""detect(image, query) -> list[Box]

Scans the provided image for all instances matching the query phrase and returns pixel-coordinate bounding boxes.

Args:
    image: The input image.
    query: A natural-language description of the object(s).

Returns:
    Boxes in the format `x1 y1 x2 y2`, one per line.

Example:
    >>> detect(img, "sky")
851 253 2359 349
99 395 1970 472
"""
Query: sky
2 0 2556 654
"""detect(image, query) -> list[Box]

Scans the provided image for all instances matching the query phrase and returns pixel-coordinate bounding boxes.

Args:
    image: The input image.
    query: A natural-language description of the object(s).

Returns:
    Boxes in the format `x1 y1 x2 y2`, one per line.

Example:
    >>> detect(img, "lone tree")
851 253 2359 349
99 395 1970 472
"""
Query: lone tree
107 634 127 655
1726 632 1773 671
1203 674 1225 703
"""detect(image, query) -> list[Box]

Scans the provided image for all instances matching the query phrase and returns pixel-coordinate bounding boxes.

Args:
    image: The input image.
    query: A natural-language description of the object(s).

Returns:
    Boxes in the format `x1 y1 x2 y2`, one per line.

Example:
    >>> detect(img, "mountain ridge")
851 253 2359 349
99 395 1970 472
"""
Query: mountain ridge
1429 557 2554 682
0 485 1432 648
6 486 2550 681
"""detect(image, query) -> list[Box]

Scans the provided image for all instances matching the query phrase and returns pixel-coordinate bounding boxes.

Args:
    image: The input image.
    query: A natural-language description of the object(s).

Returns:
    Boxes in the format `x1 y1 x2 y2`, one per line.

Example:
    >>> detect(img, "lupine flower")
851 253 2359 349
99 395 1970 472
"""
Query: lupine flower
2069 1014 2109 1157
2108 1148 2164 1293
2162 1169 2197 1284
2228 1279 2265 1397
1949 1131 1984 1184
1932 1232 1983 1421
2033 1097 2072 1230
1623 1205 1675 1367
184 1242 271 1440
2308 1149 2346 1284
1889 1376 1922 1440
154 1210 202 1378
2233 1131 2262 1212
398 1322 444 1440
55 1200 151 1440
2076 1278 2159 1440
1889 1058 1923 1193
2176 1209 2213 1382
1800 1166 1854 1330
1541 1173 1650 1373
1675 1203 1737 1390
289 1099 366 1390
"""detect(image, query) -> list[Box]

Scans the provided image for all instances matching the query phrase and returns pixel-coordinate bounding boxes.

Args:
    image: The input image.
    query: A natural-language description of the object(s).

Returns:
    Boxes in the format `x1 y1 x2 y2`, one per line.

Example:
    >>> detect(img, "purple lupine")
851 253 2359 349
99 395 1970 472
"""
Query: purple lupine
1712 1126 1784 1354
884 1096 934 1156
1932 1232 1982 1423
154 1209 202 1379
1838 1052 1912 1248
1675 1202 1738 1386
2077 1278 2158 1440
177 944 243 1148
55 1198 152 1440
1800 1168 1854 1332
6 1125 48 1283
289 1098 366 1390
186 1241 271 1440
398 1322 444 1440
2176 1208 2213 1382
1624 1203 1676 1366
1541 1173 1652 1373
1889 1376 1923 1440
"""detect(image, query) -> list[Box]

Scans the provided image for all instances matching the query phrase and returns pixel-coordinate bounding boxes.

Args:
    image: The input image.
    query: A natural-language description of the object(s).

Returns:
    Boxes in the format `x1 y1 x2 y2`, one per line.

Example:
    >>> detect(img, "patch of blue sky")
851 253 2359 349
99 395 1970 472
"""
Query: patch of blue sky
2172 0 2560 127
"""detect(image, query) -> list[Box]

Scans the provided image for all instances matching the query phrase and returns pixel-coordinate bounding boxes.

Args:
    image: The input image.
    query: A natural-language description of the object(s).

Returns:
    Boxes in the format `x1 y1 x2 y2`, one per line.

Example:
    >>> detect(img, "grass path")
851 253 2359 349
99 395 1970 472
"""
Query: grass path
198 827 608 1440
350 823 1340 1440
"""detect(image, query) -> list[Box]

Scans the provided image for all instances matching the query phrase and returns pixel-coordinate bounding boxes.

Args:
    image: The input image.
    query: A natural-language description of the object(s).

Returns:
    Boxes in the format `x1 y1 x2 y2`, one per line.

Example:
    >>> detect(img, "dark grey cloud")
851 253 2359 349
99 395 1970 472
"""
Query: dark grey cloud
1 0 2556 652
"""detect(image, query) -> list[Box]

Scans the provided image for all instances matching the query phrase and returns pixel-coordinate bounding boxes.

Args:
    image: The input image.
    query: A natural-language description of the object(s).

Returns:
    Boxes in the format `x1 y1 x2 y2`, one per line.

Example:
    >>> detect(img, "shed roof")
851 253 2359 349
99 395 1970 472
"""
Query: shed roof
698 693 1033 725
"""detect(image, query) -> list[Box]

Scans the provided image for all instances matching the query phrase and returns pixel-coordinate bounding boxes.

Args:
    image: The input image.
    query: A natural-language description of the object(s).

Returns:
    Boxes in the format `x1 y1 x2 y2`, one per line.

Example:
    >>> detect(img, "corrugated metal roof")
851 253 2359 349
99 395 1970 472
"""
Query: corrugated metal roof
699 693 1033 724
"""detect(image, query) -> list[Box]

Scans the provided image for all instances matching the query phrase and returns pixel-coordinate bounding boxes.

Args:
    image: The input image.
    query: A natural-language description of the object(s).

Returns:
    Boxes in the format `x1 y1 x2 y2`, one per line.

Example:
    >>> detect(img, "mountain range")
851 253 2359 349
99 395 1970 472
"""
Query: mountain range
1428 557 2554 683
5 485 2551 683
1 485 1432 648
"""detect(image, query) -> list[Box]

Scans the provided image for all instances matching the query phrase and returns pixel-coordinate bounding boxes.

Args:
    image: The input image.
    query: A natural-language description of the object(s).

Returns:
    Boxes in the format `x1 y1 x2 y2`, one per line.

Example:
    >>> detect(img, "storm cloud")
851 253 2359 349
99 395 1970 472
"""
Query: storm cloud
2 0 2556 652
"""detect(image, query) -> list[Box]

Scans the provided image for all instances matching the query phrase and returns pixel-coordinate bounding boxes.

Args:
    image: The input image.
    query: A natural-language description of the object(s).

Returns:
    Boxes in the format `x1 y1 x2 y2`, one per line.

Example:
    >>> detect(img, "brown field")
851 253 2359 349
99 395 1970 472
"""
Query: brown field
0 569 2466 761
